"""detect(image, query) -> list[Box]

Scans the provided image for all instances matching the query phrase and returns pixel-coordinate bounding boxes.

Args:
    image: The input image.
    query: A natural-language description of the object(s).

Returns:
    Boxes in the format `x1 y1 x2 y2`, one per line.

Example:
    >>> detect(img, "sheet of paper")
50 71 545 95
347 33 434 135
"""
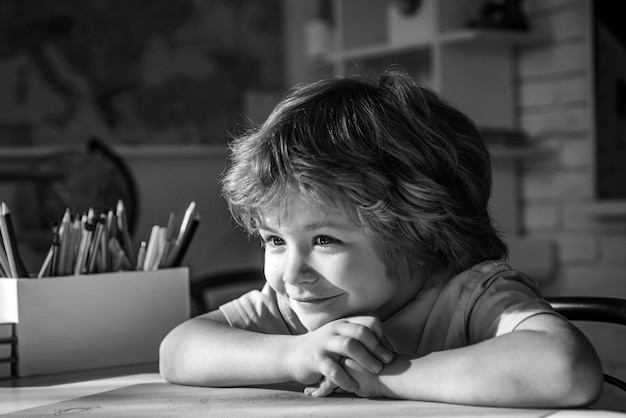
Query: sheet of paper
6 382 558 417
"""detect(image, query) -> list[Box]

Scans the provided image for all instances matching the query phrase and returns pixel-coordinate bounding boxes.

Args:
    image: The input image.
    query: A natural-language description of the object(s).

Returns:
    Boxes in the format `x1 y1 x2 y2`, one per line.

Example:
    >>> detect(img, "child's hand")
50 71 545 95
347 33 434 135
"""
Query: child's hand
340 357 382 398
304 357 381 398
286 315 394 396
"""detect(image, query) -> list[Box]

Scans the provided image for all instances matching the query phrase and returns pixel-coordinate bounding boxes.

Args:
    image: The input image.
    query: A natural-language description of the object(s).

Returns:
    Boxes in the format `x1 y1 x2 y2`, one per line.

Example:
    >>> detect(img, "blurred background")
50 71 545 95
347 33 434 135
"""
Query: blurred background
0 0 625 408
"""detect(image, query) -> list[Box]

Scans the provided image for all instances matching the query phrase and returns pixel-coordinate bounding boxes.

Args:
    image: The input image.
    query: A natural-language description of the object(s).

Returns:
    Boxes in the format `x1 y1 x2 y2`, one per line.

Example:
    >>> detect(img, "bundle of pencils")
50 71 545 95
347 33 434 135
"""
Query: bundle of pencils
0 200 200 279
0 202 29 278
37 199 137 277
137 201 201 271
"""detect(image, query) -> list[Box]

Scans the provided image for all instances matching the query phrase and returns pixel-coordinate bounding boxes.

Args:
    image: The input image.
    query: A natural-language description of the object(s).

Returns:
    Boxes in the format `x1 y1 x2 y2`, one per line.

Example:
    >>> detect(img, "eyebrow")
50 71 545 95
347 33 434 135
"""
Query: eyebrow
257 219 356 233
308 220 354 231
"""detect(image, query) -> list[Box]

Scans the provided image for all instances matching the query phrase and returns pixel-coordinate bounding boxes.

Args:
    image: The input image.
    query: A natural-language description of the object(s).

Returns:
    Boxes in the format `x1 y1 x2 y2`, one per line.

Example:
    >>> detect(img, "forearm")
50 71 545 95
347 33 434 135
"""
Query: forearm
378 328 602 407
159 316 293 387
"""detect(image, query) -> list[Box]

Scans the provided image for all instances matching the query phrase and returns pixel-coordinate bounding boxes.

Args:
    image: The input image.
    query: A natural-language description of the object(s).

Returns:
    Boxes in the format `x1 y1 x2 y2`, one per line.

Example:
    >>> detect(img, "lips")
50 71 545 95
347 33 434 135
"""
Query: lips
290 294 341 304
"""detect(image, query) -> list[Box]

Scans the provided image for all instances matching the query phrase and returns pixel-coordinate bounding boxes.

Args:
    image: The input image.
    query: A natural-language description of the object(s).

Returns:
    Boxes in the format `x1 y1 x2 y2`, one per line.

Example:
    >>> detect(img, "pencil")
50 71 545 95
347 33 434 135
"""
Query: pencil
108 237 131 271
50 225 60 276
136 240 147 271
0 202 25 278
174 202 197 246
100 211 117 272
87 207 95 224
106 210 118 243
158 212 177 268
87 218 104 274
143 225 161 271
64 216 81 275
167 210 201 267
150 227 167 270
37 244 55 278
74 221 93 275
56 208 72 276
0 241 9 277
116 200 135 266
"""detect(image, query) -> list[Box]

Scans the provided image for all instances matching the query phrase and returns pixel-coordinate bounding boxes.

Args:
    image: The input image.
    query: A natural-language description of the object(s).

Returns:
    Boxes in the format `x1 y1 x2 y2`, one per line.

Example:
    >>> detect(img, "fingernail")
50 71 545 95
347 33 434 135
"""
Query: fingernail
304 387 315 396
382 350 393 363
371 361 382 373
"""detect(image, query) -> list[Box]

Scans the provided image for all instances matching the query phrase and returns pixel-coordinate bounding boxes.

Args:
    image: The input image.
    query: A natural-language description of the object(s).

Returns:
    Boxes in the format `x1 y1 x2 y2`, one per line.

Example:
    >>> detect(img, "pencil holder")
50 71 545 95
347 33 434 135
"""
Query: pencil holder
0 268 189 377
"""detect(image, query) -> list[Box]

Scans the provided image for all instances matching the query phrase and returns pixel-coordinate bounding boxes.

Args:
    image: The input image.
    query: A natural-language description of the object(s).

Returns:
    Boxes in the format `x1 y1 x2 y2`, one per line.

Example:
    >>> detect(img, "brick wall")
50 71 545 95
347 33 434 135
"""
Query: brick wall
520 0 625 410
520 0 626 295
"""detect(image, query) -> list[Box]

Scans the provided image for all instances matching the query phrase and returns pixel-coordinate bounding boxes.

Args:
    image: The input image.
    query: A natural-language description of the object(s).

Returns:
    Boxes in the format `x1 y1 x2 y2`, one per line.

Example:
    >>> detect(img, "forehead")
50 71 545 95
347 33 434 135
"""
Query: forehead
257 194 358 230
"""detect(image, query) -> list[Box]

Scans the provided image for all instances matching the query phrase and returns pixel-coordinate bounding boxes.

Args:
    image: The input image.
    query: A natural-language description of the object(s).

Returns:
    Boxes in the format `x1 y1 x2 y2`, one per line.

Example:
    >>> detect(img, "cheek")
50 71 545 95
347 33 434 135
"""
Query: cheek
263 255 284 290
348 256 392 294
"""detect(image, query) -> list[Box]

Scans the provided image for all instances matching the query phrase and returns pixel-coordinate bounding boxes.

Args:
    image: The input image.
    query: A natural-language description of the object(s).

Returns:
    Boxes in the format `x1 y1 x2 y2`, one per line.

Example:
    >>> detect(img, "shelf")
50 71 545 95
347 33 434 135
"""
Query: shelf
489 144 554 161
323 28 543 64
574 201 626 221
326 39 431 62
438 28 545 47
291 0 546 244
482 128 555 161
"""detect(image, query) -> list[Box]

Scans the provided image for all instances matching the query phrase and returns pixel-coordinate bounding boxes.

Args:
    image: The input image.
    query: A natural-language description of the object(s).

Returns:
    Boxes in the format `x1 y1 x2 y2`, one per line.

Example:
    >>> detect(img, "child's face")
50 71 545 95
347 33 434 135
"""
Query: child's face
258 194 421 331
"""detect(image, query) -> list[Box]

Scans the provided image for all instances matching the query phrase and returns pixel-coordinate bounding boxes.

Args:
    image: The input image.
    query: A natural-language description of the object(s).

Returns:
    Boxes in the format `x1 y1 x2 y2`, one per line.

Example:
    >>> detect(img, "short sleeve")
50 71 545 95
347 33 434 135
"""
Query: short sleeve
219 283 294 335
466 267 558 344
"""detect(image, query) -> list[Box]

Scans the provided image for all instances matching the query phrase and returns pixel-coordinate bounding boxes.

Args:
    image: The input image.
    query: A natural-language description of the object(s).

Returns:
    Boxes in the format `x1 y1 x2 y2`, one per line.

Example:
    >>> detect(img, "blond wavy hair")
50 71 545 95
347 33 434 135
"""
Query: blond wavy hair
222 68 507 283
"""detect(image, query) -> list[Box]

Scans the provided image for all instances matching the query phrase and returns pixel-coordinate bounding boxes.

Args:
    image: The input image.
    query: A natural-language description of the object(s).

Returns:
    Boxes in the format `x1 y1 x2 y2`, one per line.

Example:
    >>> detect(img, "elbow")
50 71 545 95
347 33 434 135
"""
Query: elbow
159 352 175 384
547 343 604 407
563 359 603 407
159 332 178 384
159 324 195 385
158 316 225 386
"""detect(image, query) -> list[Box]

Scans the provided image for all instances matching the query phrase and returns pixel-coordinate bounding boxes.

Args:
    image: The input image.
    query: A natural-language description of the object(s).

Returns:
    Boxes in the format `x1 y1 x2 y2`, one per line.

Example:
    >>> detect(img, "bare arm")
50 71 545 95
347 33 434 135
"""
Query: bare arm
159 311 393 390
159 310 293 386
346 314 603 408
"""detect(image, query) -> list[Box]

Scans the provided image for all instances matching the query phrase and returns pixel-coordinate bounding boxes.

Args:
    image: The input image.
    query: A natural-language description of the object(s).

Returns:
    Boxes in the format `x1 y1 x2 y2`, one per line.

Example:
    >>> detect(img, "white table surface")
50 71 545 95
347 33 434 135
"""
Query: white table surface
1 371 624 417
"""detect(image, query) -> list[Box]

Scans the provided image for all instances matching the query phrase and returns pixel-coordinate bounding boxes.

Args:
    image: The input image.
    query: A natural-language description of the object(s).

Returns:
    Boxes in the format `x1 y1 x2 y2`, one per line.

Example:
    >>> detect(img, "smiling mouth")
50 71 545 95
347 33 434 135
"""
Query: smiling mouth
291 295 340 304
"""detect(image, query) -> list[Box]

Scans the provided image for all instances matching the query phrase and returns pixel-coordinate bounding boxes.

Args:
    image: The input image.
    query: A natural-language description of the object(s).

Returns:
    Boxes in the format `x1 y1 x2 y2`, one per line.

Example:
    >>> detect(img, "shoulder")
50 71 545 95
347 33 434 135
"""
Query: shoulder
430 261 537 313
438 260 541 301
445 261 555 342
219 284 306 335
385 262 554 354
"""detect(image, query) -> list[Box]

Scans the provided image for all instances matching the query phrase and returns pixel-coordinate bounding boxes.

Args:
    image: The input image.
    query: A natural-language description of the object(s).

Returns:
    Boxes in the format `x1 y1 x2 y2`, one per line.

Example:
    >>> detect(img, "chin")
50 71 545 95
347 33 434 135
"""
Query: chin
296 312 338 332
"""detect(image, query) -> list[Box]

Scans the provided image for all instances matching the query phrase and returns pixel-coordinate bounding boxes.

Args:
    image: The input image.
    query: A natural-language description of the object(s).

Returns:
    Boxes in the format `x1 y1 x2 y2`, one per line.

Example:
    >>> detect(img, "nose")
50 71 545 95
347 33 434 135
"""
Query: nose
282 246 317 286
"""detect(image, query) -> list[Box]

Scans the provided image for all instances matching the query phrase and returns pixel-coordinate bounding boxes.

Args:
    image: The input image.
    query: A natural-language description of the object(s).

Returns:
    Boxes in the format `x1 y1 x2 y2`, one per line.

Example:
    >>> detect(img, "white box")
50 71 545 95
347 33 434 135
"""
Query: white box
0 268 190 377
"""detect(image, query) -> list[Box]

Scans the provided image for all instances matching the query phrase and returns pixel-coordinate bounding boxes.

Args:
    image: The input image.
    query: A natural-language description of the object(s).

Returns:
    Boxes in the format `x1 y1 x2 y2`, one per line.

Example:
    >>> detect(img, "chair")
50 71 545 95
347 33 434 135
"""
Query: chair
546 296 626 393
189 274 626 392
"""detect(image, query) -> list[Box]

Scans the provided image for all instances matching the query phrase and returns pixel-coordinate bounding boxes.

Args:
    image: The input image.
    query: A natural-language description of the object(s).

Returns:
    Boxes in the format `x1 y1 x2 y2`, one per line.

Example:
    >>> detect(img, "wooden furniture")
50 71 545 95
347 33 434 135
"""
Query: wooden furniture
298 0 541 127
548 296 626 393
309 0 538 125
286 0 554 282
0 371 617 416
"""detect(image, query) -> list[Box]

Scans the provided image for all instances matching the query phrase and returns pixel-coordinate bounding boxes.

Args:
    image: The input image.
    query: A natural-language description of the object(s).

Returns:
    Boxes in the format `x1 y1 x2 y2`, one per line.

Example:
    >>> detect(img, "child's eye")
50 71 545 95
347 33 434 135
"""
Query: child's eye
315 235 337 246
272 236 285 246
261 235 285 247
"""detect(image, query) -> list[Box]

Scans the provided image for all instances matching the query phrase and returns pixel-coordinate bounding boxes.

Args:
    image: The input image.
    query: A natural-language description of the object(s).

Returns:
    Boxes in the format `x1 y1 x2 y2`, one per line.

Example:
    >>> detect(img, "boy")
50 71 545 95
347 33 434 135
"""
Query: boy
160 69 602 407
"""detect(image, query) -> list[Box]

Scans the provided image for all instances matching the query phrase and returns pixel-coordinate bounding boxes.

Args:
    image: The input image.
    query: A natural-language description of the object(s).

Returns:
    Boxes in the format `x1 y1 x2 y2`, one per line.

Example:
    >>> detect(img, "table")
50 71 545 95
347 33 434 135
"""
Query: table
1 367 624 417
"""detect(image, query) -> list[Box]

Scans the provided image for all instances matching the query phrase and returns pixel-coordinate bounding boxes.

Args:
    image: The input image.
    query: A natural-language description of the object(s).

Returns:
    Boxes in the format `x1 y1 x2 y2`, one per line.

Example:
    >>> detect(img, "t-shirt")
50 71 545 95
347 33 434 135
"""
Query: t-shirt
219 260 557 355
